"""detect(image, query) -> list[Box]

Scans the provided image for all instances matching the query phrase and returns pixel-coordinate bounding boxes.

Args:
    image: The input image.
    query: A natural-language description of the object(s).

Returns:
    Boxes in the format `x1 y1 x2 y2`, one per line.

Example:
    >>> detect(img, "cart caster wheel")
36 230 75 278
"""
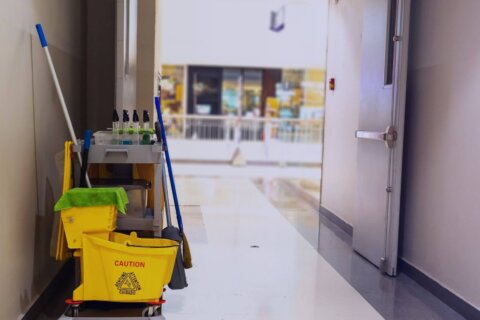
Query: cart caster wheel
71 307 79 318
65 299 83 318
142 305 162 317
142 300 165 317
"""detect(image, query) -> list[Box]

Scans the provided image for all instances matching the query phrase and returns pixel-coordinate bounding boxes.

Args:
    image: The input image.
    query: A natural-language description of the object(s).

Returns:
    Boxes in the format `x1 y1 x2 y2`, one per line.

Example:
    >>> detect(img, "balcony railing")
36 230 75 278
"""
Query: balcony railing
163 114 324 144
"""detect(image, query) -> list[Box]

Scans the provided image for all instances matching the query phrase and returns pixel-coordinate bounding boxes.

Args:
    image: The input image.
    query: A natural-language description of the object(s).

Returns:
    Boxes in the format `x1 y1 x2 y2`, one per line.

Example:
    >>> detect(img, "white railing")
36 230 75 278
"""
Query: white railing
163 114 324 144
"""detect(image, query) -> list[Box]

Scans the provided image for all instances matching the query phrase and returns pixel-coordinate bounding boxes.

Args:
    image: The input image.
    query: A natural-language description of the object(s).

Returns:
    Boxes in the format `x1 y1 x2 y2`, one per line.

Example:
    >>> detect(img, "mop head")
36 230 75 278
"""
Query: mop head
182 232 192 269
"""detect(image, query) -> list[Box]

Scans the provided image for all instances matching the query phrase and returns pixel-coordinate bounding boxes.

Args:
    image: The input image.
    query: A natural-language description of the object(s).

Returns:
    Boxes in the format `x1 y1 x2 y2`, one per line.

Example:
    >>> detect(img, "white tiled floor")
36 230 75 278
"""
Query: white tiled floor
163 177 383 320
172 163 322 180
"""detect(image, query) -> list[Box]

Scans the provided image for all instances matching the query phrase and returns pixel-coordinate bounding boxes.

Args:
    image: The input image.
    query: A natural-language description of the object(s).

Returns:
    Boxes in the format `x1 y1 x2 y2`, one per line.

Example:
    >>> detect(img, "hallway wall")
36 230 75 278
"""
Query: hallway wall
137 0 161 118
0 1 84 318
321 0 480 311
86 0 116 132
402 0 480 309
321 0 363 224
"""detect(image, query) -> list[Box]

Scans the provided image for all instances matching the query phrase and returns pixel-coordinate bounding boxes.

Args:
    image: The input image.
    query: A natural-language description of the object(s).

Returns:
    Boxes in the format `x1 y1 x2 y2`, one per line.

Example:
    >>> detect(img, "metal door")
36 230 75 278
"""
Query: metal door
353 0 411 276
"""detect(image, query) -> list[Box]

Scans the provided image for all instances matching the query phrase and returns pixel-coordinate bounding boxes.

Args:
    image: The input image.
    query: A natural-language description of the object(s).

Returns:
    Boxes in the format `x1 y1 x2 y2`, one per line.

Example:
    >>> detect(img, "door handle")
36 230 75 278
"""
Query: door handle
355 126 397 149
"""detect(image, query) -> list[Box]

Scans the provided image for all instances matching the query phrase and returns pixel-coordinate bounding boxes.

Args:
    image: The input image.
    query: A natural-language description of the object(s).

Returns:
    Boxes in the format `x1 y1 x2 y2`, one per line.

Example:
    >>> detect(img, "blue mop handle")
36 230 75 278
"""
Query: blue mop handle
35 23 92 188
155 96 184 232
35 24 48 48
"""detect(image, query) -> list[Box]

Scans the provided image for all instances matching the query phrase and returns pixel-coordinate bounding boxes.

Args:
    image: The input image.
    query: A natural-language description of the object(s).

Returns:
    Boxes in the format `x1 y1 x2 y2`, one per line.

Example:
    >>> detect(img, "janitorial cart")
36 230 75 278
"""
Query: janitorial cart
55 141 179 319
36 23 191 319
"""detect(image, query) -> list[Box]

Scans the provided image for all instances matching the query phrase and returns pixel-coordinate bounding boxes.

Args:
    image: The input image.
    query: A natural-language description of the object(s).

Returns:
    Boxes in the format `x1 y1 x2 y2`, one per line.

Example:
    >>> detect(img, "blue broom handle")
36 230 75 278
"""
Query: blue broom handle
155 97 184 232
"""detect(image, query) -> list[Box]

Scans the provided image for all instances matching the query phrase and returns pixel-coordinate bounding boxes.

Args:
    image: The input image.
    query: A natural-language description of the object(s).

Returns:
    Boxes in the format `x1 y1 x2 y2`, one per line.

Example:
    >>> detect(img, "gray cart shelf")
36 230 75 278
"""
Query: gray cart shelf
74 143 165 237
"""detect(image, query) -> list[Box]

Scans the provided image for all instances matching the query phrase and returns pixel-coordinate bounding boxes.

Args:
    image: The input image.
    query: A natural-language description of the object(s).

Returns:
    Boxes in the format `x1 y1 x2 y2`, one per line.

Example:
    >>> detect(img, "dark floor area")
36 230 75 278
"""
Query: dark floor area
253 177 466 320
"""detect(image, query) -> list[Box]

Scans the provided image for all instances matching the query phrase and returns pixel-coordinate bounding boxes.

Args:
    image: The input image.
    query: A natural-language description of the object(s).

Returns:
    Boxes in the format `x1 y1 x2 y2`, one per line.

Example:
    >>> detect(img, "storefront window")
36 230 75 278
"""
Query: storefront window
222 69 242 116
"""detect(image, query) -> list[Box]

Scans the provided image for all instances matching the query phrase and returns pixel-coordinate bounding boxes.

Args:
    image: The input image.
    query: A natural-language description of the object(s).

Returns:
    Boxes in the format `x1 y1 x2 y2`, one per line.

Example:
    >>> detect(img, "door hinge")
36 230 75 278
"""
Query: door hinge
393 35 402 42
386 186 393 193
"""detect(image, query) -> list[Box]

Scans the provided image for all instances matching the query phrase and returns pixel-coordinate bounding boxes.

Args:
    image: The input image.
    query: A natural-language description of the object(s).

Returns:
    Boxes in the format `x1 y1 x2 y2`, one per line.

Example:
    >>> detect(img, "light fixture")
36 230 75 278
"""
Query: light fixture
270 5 286 33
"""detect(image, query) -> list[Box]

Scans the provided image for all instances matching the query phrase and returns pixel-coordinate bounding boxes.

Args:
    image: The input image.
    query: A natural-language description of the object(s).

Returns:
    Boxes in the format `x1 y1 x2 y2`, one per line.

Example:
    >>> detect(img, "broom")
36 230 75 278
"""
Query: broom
157 142 188 289
155 96 192 268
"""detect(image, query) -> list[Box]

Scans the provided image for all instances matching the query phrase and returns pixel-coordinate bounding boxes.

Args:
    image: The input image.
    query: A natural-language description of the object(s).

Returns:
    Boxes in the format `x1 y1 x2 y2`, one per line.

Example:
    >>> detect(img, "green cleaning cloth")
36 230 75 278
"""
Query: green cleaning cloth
54 187 129 214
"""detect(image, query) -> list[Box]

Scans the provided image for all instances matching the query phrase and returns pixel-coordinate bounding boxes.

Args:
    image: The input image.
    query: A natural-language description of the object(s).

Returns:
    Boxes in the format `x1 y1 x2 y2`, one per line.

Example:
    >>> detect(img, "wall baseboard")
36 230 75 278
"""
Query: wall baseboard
398 259 480 320
22 258 74 320
318 206 479 319
319 205 353 236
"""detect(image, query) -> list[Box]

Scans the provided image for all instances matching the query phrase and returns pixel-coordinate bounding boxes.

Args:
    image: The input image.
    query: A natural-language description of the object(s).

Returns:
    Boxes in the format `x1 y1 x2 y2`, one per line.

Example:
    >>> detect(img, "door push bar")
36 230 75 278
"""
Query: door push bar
355 126 398 149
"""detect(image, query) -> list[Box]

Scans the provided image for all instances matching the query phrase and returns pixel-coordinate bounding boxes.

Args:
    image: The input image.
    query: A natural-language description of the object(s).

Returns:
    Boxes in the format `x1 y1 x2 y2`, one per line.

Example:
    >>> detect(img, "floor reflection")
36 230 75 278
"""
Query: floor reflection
254 177 465 320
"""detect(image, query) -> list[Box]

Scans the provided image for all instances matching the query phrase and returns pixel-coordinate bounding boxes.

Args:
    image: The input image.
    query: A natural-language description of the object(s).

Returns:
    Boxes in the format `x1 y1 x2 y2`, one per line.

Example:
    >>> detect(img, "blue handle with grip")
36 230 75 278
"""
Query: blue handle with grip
84 129 92 150
155 96 184 232
35 24 48 48
80 129 93 188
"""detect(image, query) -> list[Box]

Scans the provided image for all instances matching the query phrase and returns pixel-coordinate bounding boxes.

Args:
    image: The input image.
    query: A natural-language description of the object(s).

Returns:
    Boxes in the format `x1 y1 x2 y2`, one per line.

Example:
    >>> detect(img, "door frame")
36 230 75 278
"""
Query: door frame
384 0 411 275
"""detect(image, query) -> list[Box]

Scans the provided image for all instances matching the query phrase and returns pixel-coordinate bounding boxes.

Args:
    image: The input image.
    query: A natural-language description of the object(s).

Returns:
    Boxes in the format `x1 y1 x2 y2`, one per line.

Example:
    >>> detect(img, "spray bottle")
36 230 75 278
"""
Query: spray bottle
122 110 132 145
142 110 151 144
112 108 120 144
132 110 140 144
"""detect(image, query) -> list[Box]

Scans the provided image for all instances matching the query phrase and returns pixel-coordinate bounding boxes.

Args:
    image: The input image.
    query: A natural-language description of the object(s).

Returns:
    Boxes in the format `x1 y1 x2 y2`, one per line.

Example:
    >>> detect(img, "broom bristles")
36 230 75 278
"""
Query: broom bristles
182 232 193 269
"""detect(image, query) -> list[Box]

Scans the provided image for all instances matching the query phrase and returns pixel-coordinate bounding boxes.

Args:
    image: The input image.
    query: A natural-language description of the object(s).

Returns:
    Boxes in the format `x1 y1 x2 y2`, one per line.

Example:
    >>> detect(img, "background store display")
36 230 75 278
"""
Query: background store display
161 65 185 115
175 65 325 119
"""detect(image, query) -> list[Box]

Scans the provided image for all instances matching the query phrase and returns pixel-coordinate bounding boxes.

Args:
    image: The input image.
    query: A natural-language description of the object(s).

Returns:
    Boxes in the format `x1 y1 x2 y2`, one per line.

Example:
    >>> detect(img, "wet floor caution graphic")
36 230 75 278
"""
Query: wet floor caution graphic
115 272 142 295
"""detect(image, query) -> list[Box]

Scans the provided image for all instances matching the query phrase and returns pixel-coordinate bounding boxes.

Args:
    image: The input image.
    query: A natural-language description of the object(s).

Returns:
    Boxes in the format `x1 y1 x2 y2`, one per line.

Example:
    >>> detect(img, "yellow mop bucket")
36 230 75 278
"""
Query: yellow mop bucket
55 187 178 303
55 187 128 249
61 205 117 249
73 232 178 302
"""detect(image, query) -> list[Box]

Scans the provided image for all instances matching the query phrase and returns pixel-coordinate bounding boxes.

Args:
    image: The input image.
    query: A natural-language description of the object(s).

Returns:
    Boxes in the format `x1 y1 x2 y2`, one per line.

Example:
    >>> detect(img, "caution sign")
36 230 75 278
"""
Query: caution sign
115 272 141 295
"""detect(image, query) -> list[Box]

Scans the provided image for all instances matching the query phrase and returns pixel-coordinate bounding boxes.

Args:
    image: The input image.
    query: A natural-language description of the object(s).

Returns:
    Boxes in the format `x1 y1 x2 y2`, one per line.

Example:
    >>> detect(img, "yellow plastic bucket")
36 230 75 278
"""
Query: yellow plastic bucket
73 232 178 302
61 205 117 249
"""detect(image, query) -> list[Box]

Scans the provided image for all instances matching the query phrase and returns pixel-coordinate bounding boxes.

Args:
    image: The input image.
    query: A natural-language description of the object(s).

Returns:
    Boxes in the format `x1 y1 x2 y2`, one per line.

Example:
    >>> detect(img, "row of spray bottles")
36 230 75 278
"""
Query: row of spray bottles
112 109 154 145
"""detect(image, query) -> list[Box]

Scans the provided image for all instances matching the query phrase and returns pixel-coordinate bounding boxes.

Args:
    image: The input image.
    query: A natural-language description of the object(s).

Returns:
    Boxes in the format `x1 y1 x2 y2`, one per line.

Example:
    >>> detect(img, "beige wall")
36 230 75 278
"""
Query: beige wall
0 1 84 318
86 0 116 132
321 0 363 224
117 0 159 118
119 0 138 112
402 0 480 309
137 0 160 118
